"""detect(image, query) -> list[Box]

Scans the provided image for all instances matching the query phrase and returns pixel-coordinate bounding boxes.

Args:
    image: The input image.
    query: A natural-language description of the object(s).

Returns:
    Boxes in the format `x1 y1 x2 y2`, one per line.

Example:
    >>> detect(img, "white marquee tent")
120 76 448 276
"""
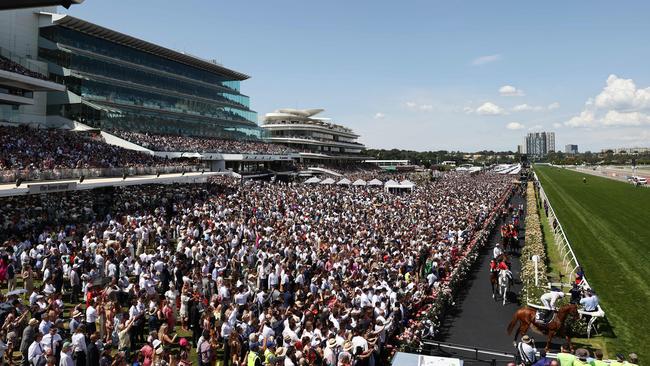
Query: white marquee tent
337 178 352 185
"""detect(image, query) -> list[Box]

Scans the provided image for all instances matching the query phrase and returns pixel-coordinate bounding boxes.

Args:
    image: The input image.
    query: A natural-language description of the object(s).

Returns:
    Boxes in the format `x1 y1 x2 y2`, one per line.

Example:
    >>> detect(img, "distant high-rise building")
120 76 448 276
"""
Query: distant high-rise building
565 144 578 154
517 144 524 154
525 131 555 158
546 132 555 153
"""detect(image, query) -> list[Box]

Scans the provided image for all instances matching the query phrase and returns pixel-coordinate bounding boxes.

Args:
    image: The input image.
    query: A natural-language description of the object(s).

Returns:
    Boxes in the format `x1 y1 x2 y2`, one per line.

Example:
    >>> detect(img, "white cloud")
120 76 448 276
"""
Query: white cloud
506 122 525 130
463 106 473 114
593 74 650 111
472 54 502 66
548 102 560 110
499 85 525 97
373 112 385 119
512 104 543 112
552 122 563 128
528 124 543 131
405 101 433 112
565 110 596 128
476 102 505 115
565 75 650 128
601 110 650 126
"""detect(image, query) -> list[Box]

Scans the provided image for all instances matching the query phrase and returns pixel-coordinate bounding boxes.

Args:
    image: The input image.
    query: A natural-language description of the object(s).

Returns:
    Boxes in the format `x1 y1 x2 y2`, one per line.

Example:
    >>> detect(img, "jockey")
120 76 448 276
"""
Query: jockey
489 259 498 273
497 261 509 271
498 262 513 286
493 243 502 259
540 288 565 311
540 288 565 323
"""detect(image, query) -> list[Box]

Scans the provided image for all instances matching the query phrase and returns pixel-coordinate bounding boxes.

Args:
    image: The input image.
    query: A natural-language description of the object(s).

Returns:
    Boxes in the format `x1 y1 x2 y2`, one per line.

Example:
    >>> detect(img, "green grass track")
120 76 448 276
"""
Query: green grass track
534 165 650 359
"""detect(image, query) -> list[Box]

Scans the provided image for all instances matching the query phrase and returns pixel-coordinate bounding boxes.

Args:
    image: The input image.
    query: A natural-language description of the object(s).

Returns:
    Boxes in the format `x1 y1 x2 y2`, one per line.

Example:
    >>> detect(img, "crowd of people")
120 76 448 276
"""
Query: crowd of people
0 125 196 172
514 340 639 366
0 171 512 365
111 131 295 155
0 56 49 81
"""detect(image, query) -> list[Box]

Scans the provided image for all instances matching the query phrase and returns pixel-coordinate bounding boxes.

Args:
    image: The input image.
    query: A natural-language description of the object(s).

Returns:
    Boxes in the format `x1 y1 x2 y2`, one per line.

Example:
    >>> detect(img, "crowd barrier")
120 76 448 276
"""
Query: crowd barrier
0 165 203 184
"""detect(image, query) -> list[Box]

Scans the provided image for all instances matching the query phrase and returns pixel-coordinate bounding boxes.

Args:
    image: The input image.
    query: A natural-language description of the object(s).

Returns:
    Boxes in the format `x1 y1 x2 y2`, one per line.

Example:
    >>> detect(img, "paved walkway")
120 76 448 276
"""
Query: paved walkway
435 193 526 352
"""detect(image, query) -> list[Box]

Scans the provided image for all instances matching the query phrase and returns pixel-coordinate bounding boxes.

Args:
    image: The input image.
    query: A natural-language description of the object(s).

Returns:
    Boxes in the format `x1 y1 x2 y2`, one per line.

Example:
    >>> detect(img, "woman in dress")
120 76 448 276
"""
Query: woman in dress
21 265 33 294
179 288 190 331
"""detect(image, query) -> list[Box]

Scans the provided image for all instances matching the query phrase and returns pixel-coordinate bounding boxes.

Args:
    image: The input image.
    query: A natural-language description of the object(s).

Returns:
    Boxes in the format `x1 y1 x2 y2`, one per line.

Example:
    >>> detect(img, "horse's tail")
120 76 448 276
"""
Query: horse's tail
507 311 519 335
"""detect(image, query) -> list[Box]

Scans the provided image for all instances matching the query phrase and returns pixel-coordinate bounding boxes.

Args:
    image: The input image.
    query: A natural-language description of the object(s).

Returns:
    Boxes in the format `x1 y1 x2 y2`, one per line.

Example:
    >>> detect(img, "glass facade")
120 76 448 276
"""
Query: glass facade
39 24 261 139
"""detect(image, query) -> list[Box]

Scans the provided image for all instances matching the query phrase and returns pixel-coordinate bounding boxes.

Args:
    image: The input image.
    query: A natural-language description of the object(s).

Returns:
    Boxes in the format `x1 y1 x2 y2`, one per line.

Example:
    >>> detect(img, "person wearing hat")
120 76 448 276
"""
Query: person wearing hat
516 335 536 366
556 343 575 366
69 310 83 334
59 341 73 366
20 318 38 366
323 338 338 366
627 353 639 366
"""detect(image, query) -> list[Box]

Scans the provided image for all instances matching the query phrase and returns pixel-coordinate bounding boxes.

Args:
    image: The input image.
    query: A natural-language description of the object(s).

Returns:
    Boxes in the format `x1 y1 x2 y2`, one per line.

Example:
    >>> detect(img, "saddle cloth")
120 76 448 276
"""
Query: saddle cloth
534 310 556 327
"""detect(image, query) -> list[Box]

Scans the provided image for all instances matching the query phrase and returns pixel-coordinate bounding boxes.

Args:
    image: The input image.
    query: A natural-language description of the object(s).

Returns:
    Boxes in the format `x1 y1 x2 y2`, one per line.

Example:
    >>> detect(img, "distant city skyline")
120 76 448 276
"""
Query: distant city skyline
66 0 650 152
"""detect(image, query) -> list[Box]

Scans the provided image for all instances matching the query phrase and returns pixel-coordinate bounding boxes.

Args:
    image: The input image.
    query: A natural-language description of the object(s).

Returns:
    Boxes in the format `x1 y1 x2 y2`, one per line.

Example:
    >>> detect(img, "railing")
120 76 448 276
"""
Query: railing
0 165 202 184
533 172 605 337
534 172 589 287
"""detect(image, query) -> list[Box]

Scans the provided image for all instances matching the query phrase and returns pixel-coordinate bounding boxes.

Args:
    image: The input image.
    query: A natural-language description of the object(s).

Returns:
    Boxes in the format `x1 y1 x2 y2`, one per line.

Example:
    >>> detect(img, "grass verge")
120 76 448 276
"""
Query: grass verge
534 165 649 359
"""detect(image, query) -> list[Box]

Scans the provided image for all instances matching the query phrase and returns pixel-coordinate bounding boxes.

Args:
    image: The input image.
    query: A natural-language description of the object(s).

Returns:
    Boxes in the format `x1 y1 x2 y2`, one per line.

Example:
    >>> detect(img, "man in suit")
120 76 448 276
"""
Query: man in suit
86 333 100 366
20 318 38 366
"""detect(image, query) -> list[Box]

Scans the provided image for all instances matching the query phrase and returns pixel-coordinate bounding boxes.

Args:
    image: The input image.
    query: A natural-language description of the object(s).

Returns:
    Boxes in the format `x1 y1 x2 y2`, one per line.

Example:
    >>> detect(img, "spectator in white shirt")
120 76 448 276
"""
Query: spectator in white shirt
27 332 45 366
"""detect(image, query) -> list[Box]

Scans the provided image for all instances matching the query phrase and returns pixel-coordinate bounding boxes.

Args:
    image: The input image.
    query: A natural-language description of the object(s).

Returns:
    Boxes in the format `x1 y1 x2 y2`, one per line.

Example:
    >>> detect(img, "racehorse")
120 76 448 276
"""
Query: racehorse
498 269 510 305
507 303 579 351
490 254 510 300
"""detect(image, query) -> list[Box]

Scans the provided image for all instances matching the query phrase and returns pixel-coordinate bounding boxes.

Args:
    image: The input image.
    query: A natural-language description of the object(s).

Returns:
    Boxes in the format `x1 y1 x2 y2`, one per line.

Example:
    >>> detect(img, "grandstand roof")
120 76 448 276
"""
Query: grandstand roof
46 14 250 80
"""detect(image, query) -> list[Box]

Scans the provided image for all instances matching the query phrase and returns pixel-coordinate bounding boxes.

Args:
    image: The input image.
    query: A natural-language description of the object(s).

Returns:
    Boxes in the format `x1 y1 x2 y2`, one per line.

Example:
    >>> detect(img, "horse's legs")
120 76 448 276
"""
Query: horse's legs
513 322 521 341
566 334 573 352
545 331 555 352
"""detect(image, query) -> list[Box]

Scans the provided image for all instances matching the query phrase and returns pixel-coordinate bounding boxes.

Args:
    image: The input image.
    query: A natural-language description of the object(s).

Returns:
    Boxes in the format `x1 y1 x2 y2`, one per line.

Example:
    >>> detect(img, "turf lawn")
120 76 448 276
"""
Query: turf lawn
534 165 650 359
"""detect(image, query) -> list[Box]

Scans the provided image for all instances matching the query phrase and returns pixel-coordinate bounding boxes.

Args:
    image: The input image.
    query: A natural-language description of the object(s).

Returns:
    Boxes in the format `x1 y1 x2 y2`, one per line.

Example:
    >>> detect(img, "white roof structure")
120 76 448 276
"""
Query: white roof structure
304 177 321 184
352 179 367 186
384 179 416 192
46 14 250 80
368 179 383 186
320 178 335 185
262 108 365 160
337 178 352 185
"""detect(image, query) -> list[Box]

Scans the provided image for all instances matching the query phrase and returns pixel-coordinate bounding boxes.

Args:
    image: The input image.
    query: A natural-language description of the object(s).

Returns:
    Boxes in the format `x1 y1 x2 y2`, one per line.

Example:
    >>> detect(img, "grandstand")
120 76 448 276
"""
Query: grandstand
0 7 295 180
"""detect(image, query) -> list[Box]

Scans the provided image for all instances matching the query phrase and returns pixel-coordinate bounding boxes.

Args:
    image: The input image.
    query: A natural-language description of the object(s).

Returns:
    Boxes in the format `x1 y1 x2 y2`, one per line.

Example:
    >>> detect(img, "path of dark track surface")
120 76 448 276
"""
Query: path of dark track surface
435 193 527 353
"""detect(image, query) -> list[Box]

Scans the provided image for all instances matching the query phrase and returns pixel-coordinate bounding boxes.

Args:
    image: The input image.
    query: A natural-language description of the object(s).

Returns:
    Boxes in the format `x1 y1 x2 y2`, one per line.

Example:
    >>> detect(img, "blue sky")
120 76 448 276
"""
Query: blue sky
68 1 650 152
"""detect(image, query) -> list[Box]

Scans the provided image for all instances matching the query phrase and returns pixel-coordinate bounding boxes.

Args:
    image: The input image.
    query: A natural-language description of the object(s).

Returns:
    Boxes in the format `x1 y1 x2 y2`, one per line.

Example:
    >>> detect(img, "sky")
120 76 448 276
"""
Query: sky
67 0 650 152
